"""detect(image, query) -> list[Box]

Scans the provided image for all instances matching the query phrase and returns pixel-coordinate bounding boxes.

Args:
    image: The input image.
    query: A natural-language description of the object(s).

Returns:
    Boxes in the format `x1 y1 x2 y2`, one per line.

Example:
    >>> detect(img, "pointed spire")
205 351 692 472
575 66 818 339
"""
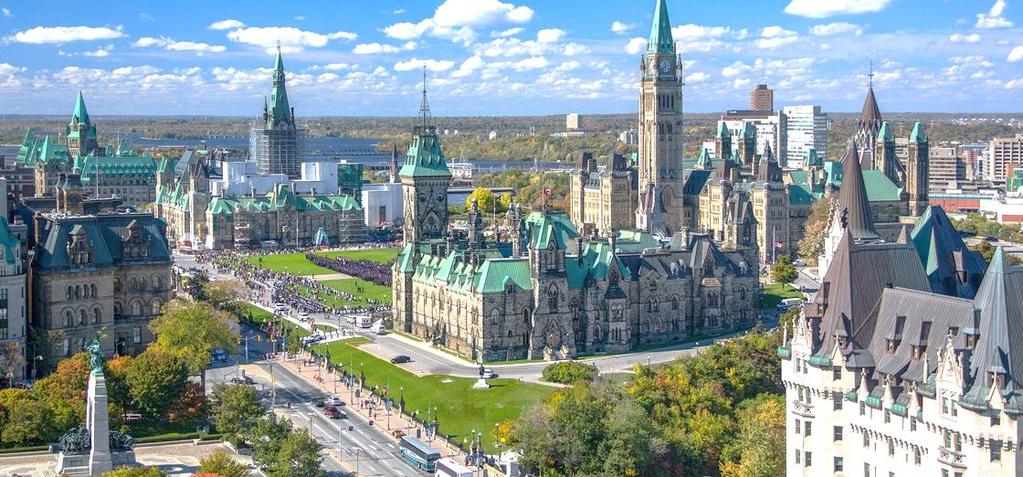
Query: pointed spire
266 47 293 129
837 141 880 241
877 121 893 142
716 121 731 139
390 143 400 183
696 147 713 170
648 0 675 54
910 122 927 143
860 84 882 125
417 66 434 133
806 148 821 168
968 246 1023 393
71 91 90 125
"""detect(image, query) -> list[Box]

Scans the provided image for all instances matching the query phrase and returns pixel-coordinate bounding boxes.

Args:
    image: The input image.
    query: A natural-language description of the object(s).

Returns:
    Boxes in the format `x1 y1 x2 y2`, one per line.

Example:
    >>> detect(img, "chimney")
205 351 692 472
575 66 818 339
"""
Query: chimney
33 212 45 245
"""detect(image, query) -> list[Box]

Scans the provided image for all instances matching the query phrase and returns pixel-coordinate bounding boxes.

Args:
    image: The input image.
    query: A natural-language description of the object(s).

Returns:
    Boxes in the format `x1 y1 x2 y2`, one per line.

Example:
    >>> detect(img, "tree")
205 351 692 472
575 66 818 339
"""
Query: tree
465 187 498 213
541 361 599 384
32 352 90 435
149 300 239 389
796 196 832 266
105 355 134 425
211 384 264 443
0 342 25 385
167 382 208 424
199 450 251 477
0 388 57 446
719 395 786 477
771 255 798 285
498 192 514 211
268 429 324 477
246 416 292 470
103 467 167 477
125 348 189 418
203 279 249 315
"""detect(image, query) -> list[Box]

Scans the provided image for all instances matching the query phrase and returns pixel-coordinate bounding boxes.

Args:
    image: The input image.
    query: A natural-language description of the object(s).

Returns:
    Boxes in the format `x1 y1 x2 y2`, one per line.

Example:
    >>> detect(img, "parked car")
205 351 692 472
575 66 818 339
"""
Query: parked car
325 396 345 407
211 348 228 362
390 355 412 364
230 375 255 385
482 368 496 379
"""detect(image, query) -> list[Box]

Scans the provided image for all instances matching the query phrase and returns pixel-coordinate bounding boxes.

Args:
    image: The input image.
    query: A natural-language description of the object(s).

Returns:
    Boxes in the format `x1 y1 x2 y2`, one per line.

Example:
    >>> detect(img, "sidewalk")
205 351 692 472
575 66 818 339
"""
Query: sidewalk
274 353 469 462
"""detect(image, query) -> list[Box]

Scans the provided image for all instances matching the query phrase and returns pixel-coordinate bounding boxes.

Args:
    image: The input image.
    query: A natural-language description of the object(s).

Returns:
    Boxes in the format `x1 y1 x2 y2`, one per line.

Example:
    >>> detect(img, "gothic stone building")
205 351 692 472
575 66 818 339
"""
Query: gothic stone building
393 91 759 362
30 175 172 374
568 152 636 238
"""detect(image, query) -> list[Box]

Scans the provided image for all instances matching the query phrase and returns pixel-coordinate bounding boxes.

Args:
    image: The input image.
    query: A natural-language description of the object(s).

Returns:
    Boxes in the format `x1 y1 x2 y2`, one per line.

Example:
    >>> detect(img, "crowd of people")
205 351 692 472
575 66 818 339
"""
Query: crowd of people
305 254 391 286
194 249 389 318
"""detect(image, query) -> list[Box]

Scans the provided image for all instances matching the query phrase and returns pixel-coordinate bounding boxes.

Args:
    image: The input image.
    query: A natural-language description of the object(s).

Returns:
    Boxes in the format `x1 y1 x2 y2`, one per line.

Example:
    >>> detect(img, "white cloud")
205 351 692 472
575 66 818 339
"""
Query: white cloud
491 27 523 38
451 55 485 77
625 37 646 55
322 63 351 71
755 26 798 49
555 61 580 72
949 33 982 43
394 9 406 15
394 58 456 72
977 0 1013 28
353 43 402 54
685 72 711 84
83 45 113 57
784 0 891 18
432 0 533 27
562 43 589 56
733 78 751 89
809 22 863 36
536 28 565 44
9 25 124 44
721 61 752 78
610 21 635 34
1005 78 1023 89
209 19 245 30
1 7 11 17
225 26 357 52
1008 46 1023 62
672 24 731 41
134 36 227 54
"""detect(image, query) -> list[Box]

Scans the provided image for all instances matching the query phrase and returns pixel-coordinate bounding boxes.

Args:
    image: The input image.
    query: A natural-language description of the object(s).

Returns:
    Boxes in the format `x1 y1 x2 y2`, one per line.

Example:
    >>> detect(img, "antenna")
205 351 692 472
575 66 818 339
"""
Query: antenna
418 66 432 132
276 38 281 52
868 60 874 89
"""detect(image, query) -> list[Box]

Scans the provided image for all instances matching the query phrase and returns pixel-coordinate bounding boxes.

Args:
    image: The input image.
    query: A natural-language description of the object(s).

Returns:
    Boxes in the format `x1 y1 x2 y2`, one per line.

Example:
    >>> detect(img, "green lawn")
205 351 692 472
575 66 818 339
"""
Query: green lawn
311 340 552 450
238 302 309 338
314 247 402 265
244 253 336 276
299 278 392 307
761 283 802 309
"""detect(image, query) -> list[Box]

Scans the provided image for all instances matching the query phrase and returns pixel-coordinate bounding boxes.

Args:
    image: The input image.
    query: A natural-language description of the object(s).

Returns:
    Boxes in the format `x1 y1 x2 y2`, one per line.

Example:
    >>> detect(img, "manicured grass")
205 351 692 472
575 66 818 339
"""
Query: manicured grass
244 253 337 276
316 324 338 332
311 340 552 450
299 279 392 308
761 283 802 309
314 247 402 264
238 302 309 338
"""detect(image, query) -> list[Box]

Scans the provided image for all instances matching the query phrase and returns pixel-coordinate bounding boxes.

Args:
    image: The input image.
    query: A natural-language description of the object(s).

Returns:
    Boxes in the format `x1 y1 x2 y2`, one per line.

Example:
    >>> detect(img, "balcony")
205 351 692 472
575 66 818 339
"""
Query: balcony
938 446 967 468
792 400 814 418
777 346 791 358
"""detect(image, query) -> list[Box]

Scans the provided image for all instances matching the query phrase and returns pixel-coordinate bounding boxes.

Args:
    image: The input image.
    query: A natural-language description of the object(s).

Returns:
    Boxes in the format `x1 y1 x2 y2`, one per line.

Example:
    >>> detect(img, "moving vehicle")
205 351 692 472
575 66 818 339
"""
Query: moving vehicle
325 396 344 407
436 457 474 477
211 348 228 362
300 334 325 345
777 297 803 310
325 406 346 419
230 375 255 385
399 436 441 472
355 315 373 329
298 311 310 318
482 368 496 379
371 321 387 335
391 355 411 364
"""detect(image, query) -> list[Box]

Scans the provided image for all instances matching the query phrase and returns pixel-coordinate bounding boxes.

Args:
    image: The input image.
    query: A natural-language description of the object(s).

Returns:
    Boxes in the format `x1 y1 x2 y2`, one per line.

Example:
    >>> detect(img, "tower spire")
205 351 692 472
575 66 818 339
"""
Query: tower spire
868 60 874 89
648 0 675 54
418 66 433 132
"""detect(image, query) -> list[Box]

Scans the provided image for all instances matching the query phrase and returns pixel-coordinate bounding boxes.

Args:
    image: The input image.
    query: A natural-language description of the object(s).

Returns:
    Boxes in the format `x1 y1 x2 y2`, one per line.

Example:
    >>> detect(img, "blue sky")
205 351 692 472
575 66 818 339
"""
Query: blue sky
0 0 1021 116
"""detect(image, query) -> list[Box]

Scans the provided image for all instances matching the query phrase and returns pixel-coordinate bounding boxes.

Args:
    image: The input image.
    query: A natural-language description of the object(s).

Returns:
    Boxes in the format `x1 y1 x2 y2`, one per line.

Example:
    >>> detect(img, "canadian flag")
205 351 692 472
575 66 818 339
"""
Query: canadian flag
774 241 784 249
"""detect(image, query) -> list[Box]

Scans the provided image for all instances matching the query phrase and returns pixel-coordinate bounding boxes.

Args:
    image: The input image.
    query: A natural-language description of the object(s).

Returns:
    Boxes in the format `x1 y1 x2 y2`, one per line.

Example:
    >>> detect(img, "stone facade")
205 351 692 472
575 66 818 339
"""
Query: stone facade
30 179 172 374
0 213 27 384
568 152 636 238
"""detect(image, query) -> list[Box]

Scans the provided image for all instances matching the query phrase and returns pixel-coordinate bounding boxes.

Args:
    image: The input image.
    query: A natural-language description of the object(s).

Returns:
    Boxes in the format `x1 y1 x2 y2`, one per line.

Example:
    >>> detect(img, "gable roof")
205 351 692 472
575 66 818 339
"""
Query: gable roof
909 206 987 298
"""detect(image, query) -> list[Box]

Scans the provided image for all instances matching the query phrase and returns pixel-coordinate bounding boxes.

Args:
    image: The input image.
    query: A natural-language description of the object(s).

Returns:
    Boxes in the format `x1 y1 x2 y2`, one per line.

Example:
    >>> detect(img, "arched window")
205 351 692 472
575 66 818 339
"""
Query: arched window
128 277 136 291
151 299 162 315
63 310 73 327
114 278 122 292
74 285 81 299
90 284 96 298
79 309 87 326
92 307 102 324
671 296 679 310
66 286 73 300
114 303 122 320
547 285 558 310
138 277 146 290
152 275 162 291
130 300 142 316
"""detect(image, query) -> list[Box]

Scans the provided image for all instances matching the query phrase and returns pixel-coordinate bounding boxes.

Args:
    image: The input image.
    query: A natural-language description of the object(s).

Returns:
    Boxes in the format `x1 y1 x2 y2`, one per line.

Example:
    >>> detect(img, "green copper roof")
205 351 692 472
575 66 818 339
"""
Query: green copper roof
910 122 927 143
861 169 904 202
77 154 158 178
476 258 531 293
696 147 713 169
716 121 731 139
67 91 97 140
70 91 90 127
202 188 362 216
739 121 756 139
805 148 822 167
526 211 578 250
399 132 452 179
648 0 675 54
877 121 893 142
267 48 294 129
788 183 815 205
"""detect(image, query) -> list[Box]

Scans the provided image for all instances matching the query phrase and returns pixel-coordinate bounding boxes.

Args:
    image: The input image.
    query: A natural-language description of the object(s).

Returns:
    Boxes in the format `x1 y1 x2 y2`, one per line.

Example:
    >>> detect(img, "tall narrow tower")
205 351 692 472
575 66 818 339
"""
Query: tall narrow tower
66 91 98 159
252 46 303 177
906 122 929 216
636 0 684 235
399 70 451 245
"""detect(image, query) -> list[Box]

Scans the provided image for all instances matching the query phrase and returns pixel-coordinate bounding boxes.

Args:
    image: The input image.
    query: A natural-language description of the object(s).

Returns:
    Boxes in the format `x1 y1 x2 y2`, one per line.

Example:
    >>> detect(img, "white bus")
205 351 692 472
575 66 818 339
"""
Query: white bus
436 457 474 477
355 315 373 328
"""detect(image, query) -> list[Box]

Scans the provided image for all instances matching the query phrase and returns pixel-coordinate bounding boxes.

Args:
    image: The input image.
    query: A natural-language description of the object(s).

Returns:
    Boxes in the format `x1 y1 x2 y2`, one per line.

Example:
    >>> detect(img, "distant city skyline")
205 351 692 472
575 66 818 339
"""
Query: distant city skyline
0 0 1022 116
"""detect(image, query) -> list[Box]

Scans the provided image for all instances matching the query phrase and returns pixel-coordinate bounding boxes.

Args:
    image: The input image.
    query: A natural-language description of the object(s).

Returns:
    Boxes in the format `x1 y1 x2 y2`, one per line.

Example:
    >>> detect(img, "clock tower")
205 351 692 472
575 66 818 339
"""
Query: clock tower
399 73 451 245
636 0 684 235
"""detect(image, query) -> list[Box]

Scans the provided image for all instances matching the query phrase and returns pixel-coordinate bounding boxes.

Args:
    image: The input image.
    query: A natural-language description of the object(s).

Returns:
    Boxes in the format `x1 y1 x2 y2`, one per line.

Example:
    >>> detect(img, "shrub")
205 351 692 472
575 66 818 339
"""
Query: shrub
541 361 598 384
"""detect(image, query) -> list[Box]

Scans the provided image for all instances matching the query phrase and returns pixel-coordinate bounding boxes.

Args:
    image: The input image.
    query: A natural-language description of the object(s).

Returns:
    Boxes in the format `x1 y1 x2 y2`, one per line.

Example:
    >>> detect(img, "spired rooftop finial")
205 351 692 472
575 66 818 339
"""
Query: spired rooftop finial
417 66 434 134
648 0 675 54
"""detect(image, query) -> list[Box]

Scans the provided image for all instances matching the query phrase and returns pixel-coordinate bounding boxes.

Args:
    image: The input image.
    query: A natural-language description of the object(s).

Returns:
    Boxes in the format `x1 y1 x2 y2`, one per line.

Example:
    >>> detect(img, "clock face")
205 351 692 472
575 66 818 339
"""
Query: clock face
659 59 673 74
648 58 656 73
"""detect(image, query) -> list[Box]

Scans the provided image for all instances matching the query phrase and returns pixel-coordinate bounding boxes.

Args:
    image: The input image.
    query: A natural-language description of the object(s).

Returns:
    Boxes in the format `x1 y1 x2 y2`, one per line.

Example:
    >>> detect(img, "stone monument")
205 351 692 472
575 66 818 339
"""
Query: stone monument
55 338 137 476
472 363 490 389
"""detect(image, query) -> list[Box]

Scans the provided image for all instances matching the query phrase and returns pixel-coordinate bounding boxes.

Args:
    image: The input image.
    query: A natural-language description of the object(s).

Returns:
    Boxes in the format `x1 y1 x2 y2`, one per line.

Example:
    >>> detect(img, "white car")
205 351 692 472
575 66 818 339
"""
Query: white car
482 368 496 379
299 311 310 318
325 396 344 407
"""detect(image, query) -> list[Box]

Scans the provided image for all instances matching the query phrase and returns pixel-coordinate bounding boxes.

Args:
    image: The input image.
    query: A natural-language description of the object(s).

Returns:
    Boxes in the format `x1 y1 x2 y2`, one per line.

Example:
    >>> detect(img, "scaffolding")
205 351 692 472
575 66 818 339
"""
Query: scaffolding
250 125 307 178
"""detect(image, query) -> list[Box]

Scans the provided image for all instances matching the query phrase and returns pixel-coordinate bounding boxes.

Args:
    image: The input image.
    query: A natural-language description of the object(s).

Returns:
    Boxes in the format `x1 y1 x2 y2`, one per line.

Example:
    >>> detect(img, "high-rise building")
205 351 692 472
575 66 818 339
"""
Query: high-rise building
0 176 26 385
719 110 787 164
251 47 306 178
783 105 828 168
749 84 773 111
566 113 582 131
928 147 965 191
635 0 684 236
986 134 1023 181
